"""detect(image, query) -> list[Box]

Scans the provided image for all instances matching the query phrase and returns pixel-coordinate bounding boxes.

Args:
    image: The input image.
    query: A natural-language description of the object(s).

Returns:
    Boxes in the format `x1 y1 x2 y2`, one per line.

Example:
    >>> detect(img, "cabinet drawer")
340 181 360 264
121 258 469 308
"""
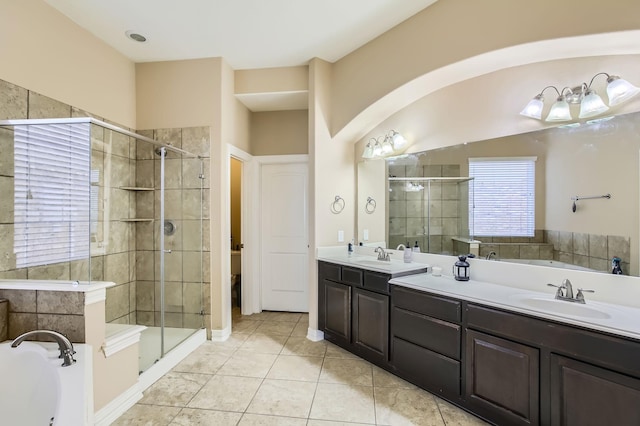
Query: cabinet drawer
466 303 640 378
391 307 460 360
364 270 389 294
391 286 461 323
319 261 341 282
392 337 460 398
342 267 363 286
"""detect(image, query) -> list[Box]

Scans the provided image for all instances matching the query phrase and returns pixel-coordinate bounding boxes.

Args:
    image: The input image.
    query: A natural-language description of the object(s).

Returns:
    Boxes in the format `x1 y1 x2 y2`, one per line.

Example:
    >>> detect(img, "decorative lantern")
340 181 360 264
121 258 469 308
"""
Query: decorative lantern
453 255 471 281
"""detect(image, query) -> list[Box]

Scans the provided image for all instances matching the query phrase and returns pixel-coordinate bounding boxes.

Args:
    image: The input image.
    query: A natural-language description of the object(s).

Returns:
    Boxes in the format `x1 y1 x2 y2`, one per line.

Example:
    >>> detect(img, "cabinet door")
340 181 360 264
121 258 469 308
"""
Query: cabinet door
550 354 640 426
324 280 351 346
466 329 539 426
352 287 389 364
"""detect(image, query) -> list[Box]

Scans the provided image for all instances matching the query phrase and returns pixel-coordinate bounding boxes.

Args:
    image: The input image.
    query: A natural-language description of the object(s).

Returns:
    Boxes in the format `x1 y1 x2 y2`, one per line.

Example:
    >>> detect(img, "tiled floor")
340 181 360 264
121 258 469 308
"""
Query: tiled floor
113 309 488 425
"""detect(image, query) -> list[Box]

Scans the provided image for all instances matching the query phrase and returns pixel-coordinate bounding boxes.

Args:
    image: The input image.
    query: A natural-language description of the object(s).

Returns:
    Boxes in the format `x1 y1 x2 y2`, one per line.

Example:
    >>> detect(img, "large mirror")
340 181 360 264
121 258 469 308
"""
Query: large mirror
357 111 640 276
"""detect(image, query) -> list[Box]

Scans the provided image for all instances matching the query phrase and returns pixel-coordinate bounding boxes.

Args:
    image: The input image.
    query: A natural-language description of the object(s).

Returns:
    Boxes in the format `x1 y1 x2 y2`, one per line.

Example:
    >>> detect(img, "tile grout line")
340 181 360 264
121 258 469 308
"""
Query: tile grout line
235 315 289 422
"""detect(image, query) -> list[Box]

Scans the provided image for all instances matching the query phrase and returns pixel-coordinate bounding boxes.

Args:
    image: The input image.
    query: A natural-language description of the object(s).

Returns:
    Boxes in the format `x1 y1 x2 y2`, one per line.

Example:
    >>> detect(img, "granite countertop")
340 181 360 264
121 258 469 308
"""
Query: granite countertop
389 272 640 341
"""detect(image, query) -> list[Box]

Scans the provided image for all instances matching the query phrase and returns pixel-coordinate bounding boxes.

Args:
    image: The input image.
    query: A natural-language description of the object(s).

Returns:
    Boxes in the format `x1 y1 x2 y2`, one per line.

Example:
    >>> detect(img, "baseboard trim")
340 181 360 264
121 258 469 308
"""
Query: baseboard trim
307 328 324 342
210 324 232 342
94 383 142 426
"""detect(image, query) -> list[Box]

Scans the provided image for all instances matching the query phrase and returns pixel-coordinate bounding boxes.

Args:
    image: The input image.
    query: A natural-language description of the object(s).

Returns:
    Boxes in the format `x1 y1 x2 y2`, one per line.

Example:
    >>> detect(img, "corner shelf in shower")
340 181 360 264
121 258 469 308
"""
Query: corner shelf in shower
119 187 155 222
119 186 155 191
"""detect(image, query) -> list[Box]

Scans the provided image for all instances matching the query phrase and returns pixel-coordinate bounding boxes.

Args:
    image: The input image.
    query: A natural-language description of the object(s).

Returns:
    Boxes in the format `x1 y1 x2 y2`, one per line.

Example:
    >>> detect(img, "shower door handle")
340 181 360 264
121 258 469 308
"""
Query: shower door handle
163 250 172 254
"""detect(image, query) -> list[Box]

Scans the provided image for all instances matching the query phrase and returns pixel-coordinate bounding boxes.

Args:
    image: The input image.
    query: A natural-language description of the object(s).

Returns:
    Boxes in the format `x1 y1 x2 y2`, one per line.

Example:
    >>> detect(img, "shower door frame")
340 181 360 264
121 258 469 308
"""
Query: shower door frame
0 117 204 360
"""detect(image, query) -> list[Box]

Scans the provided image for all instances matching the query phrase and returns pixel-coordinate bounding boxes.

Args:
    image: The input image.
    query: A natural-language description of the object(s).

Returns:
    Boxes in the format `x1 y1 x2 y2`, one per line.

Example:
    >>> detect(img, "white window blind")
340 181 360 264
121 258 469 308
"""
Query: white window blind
14 123 91 268
469 157 535 237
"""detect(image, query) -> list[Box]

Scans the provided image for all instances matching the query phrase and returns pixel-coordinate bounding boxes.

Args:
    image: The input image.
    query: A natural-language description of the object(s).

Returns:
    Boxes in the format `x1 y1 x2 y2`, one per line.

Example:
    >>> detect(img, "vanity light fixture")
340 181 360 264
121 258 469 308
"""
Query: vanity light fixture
520 73 640 122
405 181 424 192
361 130 408 159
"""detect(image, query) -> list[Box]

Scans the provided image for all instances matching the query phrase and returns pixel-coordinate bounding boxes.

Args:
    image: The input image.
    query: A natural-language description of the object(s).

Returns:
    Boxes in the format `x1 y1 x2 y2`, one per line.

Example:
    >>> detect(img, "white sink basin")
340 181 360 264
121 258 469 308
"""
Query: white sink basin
354 259 395 269
509 295 611 319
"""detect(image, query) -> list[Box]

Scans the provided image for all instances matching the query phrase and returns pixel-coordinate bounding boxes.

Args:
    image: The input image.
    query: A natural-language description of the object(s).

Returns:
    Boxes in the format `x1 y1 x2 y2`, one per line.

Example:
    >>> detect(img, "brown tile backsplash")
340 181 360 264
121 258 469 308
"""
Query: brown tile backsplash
479 230 631 274
37 291 85 315
0 299 7 341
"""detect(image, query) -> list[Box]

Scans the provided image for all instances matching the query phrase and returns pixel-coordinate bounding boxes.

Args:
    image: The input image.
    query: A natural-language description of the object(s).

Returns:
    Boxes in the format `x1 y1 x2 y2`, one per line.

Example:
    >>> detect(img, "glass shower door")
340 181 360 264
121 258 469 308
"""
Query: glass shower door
132 131 204 373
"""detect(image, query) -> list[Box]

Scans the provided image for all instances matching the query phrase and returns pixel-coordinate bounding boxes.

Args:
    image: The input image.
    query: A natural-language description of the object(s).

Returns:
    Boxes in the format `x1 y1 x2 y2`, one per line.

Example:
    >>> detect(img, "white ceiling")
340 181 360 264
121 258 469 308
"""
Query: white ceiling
44 0 437 70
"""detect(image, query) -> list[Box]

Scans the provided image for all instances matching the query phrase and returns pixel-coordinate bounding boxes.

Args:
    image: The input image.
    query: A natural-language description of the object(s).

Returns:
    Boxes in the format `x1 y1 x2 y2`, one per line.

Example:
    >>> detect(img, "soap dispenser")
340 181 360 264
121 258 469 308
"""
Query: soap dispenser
412 241 421 253
612 257 623 274
400 244 412 263
348 239 354 256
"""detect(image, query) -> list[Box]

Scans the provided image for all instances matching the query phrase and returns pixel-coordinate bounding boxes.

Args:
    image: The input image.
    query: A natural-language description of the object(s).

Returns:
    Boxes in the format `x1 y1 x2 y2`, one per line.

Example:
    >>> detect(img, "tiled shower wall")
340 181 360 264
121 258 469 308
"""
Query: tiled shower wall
133 127 211 329
388 163 462 255
0 78 211 330
0 78 138 323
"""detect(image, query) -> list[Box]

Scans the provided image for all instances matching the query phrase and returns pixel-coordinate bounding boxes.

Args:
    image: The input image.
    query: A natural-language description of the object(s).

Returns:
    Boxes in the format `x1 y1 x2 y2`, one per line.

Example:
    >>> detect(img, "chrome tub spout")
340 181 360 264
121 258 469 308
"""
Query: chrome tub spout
11 330 76 367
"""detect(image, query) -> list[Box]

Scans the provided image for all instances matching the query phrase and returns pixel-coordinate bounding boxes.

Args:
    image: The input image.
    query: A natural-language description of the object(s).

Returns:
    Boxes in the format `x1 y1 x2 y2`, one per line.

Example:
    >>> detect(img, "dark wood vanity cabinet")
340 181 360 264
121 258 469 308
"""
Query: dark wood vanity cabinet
466 303 640 426
323 280 351 346
465 330 539 426
390 286 462 400
318 261 640 425
352 286 389 364
318 261 394 365
549 355 640 426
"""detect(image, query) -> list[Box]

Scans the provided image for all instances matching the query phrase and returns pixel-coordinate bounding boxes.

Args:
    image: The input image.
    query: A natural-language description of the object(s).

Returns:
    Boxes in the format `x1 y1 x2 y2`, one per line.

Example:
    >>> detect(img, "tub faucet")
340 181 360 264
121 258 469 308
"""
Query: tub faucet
485 251 497 260
11 329 76 367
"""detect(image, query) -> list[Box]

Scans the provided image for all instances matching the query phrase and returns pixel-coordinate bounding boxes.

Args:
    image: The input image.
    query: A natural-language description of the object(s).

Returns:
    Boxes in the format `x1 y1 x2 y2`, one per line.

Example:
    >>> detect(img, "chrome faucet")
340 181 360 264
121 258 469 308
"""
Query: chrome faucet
547 279 594 304
11 330 76 367
485 251 497 260
374 246 391 261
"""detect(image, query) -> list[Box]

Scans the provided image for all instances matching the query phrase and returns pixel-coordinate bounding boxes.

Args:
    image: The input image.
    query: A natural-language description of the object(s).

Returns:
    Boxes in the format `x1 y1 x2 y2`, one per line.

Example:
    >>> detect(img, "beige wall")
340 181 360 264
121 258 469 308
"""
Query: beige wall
234 99 251 153
355 55 640 156
235 66 308 94
0 0 136 128
331 0 640 141
356 159 386 244
85 302 138 412
209 58 236 333
136 58 222 130
251 110 309 155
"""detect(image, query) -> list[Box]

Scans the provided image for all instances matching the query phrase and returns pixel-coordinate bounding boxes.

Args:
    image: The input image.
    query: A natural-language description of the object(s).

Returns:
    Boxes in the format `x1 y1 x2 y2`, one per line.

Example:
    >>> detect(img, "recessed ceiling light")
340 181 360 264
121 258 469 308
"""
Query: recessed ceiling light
125 30 147 43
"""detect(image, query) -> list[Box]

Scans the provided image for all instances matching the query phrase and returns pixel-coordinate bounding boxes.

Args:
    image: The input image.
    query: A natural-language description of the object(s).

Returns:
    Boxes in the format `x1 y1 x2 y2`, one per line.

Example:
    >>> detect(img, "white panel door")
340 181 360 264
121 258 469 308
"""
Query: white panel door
261 162 309 312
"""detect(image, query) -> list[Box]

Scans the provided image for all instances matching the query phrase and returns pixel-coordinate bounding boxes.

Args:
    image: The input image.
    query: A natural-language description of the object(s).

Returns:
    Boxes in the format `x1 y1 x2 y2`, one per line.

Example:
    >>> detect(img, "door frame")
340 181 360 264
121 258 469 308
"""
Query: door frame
225 149 309 316
228 145 254 315
251 154 309 314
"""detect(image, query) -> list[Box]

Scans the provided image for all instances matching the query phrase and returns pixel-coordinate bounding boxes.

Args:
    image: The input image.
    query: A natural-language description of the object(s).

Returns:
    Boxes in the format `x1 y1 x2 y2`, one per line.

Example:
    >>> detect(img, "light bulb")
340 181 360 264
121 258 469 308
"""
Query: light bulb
579 89 609 119
362 142 374 159
606 75 640 106
391 131 407 150
520 95 544 120
545 96 572 122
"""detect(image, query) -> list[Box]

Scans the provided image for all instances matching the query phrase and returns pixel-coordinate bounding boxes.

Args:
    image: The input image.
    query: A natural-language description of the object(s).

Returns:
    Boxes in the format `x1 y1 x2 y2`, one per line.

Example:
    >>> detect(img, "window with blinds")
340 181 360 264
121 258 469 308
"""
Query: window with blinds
468 157 536 237
13 123 91 268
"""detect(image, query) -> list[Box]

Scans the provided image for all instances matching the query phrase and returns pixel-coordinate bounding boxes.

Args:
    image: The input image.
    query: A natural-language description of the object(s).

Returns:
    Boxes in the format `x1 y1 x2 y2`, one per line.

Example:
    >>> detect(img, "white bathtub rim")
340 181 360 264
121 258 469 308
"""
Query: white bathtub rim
0 341 93 426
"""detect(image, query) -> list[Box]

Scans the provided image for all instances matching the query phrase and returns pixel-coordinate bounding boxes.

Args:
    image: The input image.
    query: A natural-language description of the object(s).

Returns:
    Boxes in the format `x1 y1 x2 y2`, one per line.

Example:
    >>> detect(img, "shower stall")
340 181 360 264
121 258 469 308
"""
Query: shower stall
0 117 208 374
387 175 474 255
